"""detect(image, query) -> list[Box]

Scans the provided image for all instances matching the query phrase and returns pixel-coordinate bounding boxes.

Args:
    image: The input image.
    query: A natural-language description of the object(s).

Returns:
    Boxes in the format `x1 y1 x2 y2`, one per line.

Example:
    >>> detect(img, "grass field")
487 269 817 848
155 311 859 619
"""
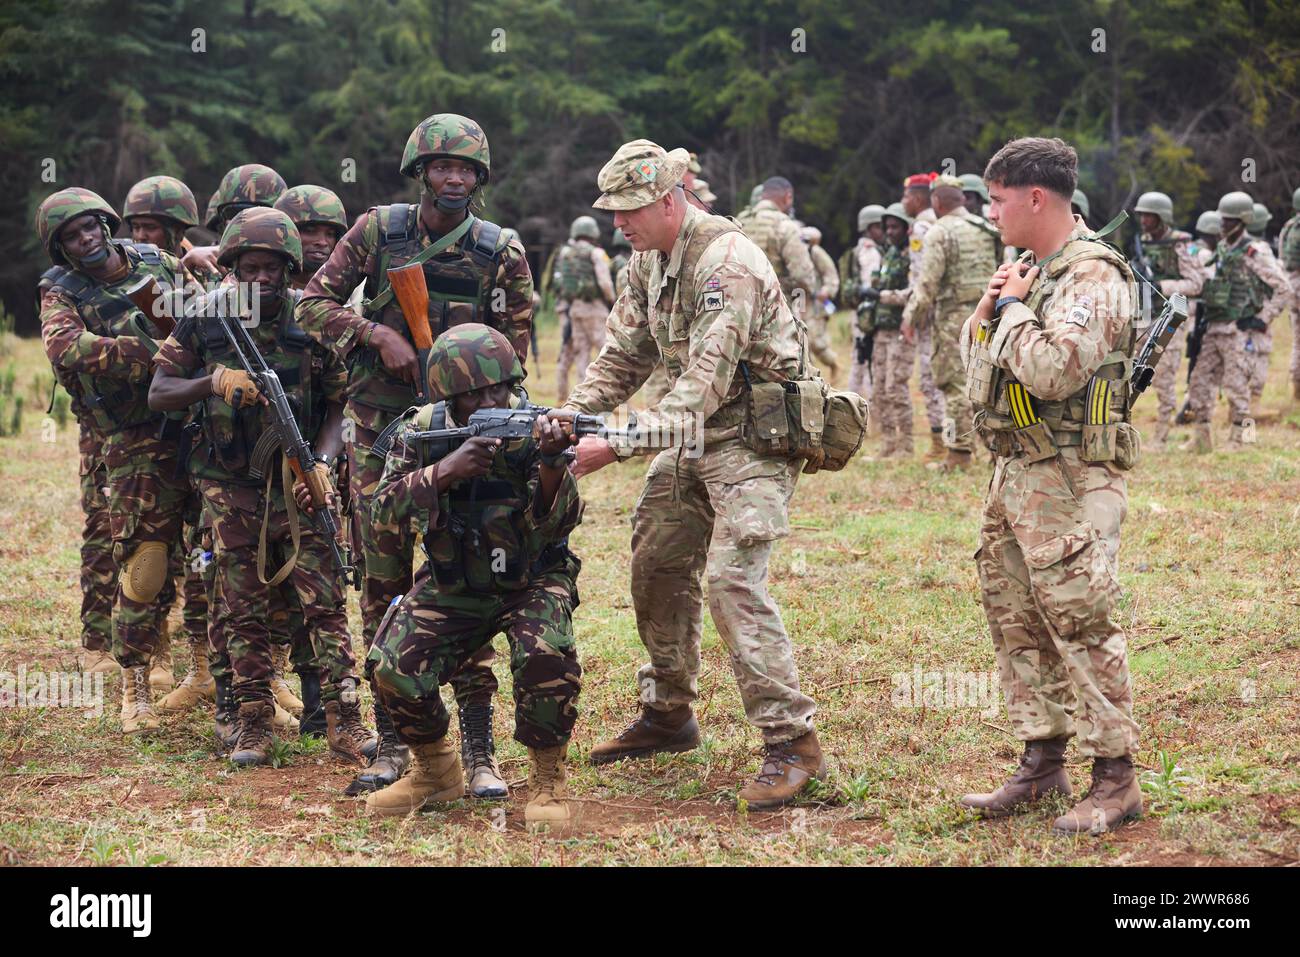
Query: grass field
1 314 1298 867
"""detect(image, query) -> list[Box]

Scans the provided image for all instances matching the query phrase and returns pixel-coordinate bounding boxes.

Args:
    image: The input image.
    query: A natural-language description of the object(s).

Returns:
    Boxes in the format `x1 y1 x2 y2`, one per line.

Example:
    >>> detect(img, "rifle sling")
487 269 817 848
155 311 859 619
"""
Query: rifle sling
257 455 302 587
366 214 477 313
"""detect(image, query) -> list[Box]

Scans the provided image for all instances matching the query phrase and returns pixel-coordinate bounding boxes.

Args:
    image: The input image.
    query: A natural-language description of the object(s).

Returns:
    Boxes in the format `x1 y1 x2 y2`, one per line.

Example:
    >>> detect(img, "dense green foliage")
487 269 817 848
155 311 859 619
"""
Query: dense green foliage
3 0 1297 329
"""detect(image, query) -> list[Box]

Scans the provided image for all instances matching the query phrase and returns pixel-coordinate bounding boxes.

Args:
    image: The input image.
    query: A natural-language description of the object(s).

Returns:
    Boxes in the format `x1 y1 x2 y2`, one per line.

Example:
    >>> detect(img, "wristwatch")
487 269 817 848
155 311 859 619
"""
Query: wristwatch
540 447 576 469
994 295 1023 318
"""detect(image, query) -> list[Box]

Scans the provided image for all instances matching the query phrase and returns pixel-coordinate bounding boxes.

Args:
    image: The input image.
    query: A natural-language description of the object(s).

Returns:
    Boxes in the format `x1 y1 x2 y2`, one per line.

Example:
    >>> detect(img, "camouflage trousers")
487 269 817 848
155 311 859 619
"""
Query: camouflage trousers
638 363 671 407
1242 328 1272 402
931 307 976 452
555 300 608 403
350 417 497 703
198 477 356 707
916 320 945 431
1290 284 1300 385
804 309 840 376
847 331 873 402
106 443 189 668
369 570 581 748
1151 321 1189 425
976 445 1139 758
157 489 209 647
1187 324 1250 425
78 449 114 653
629 441 814 744
870 330 915 448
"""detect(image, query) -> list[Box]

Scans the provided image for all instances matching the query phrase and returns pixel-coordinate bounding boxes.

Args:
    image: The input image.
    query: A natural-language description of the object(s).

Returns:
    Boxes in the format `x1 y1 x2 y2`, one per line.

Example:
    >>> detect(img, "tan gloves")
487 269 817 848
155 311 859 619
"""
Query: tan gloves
210 363 261 408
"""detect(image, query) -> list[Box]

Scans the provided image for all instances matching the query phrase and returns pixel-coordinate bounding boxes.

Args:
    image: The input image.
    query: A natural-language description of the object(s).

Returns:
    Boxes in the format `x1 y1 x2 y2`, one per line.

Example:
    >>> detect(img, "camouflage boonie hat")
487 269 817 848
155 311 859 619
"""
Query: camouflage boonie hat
123 175 200 228
217 207 303 272
274 185 348 237
427 323 525 402
400 113 491 181
882 202 913 227
214 164 287 220
36 187 121 266
958 173 989 202
593 139 691 211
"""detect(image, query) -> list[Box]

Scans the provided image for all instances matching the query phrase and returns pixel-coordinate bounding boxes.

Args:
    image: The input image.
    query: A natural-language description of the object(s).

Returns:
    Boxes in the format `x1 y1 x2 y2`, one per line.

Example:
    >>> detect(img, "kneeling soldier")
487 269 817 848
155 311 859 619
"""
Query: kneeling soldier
364 324 583 825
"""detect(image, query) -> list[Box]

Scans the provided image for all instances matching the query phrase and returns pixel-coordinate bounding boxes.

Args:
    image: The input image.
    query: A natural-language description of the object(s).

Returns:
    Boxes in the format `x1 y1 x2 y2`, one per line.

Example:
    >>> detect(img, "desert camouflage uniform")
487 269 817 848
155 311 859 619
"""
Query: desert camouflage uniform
903 207 998 452
553 238 614 401
804 242 841 376
871 242 915 451
1240 242 1290 402
909 208 946 432
564 203 816 744
1140 229 1205 428
966 222 1140 758
736 199 818 319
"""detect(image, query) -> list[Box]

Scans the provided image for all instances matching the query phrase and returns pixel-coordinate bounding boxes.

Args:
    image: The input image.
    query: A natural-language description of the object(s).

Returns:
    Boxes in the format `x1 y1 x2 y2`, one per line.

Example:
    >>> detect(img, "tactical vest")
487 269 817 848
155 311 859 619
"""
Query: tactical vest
1279 215 1300 272
46 241 171 435
557 241 601 301
1143 230 1190 283
1202 239 1269 324
967 237 1137 462
355 204 504 413
871 244 910 330
737 203 796 295
405 402 571 593
941 213 999 307
193 292 325 485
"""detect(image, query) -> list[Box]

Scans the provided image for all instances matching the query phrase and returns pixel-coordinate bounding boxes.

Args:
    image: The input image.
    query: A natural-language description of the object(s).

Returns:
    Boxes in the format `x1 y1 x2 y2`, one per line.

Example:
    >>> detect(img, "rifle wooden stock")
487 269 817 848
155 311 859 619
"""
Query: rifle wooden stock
387 263 433 397
126 277 175 337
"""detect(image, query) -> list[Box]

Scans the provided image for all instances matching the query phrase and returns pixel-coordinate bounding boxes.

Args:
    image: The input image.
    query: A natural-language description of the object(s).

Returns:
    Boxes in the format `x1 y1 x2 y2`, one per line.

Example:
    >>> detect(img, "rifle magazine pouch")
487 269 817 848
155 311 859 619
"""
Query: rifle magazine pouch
1080 376 1118 464
966 324 996 405
1113 422 1141 471
819 387 869 471
744 381 790 456
784 378 826 473
1012 421 1058 463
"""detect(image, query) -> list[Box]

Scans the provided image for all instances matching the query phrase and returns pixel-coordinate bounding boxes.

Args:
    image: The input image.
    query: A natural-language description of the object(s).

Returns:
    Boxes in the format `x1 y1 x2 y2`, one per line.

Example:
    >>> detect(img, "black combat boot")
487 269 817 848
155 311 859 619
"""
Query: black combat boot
460 700 507 799
213 674 240 750
297 668 326 739
345 696 410 796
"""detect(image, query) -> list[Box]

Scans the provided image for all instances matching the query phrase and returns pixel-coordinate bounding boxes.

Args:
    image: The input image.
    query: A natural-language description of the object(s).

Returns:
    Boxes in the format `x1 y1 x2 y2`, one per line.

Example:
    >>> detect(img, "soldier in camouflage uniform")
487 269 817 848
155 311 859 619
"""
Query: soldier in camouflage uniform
364 325 582 824
1241 203 1284 404
863 204 915 457
563 140 825 810
841 204 885 403
902 174 1000 470
736 176 819 325
183 164 288 283
616 228 671 407
1130 192 1205 449
297 113 534 798
149 208 374 767
959 137 1143 834
122 175 200 257
1182 192 1291 452
1280 189 1300 402
553 216 615 402
37 188 189 735
799 226 841 380
902 173 948 459
274 184 349 291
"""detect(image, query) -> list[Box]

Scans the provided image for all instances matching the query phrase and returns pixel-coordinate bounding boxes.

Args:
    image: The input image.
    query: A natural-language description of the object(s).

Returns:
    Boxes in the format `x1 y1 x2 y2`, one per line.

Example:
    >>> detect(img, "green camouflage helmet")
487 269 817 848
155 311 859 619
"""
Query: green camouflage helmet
611 227 630 249
570 215 600 241
881 201 913 227
958 174 989 202
1134 191 1174 225
36 187 122 266
1216 191 1253 221
1248 202 1271 234
857 204 886 231
274 184 348 237
217 207 303 272
214 164 288 219
1195 210 1221 236
204 189 221 231
426 322 524 402
1071 189 1091 219
122 175 200 228
400 113 491 182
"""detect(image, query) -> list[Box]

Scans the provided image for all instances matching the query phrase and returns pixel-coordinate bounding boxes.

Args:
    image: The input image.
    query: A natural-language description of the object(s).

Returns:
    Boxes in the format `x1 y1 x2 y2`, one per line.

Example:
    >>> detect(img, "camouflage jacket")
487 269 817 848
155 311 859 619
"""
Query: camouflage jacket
903 207 999 326
1138 228 1204 299
735 199 818 304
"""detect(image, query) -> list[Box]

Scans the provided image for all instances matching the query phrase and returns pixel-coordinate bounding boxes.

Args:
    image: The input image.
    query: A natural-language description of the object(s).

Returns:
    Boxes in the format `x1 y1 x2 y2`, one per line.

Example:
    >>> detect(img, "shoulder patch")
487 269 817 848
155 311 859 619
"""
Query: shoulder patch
910 238 922 253
1065 295 1094 327
702 290 725 312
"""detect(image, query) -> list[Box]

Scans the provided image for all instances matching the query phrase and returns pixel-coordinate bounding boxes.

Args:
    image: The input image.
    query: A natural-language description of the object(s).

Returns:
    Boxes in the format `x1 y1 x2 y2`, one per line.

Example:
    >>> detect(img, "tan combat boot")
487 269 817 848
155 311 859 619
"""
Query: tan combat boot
229 700 275 767
120 665 160 735
272 700 300 733
737 729 827 810
960 737 1072 817
1224 422 1248 451
364 737 463 816
589 704 700 765
925 430 946 462
157 640 214 711
325 697 376 765
80 648 117 674
1052 755 1143 835
1179 422 1212 453
526 745 571 827
269 644 303 716
149 619 175 695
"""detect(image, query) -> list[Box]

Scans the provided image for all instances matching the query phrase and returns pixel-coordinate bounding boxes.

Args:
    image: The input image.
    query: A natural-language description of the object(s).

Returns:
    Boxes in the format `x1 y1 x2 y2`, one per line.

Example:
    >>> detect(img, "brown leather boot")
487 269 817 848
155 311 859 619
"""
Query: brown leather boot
158 639 214 711
737 730 827 810
960 737 1072 817
230 700 275 767
325 697 375 766
525 745 570 827
589 704 700 765
1053 755 1143 835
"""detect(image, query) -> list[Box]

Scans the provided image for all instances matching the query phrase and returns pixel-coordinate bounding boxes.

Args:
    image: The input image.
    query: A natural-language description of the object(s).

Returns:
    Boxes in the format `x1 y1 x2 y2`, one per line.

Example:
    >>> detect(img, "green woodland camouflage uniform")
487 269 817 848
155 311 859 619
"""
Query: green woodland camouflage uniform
564 142 816 744
37 188 189 669
871 230 917 454
367 325 583 748
903 203 999 453
965 221 1141 758
296 115 534 713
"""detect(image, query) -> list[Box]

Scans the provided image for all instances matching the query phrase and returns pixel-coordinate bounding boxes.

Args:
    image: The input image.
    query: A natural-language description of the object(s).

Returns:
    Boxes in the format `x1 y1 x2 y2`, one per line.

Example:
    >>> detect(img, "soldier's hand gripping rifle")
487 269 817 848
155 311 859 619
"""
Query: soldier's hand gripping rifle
386 262 434 399
1129 291 1189 405
215 312 354 580
407 404 628 447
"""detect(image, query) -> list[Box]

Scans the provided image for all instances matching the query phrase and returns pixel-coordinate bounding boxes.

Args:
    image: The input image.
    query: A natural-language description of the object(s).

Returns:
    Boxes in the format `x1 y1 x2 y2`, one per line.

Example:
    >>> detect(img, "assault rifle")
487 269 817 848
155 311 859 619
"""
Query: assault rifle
1129 292 1189 405
407 404 626 446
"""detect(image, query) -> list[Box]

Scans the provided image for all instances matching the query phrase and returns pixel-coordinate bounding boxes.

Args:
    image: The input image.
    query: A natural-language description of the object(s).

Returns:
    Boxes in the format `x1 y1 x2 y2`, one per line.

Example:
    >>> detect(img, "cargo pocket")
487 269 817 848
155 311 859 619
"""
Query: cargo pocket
1021 521 1118 644
713 459 792 547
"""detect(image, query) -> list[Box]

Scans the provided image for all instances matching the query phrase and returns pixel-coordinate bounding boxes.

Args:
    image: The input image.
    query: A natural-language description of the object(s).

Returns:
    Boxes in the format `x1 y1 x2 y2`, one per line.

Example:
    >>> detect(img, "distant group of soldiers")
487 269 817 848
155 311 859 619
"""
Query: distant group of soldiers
30 108 1300 835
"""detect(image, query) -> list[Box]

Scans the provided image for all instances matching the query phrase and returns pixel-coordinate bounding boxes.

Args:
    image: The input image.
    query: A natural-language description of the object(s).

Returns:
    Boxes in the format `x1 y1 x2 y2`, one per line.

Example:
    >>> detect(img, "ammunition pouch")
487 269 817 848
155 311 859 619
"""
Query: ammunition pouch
737 367 867 473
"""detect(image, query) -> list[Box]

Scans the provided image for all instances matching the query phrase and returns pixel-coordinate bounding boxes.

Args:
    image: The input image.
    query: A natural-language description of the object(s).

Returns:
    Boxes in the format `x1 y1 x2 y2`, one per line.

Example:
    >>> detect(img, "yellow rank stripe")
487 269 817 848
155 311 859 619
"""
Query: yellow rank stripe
1005 382 1039 428
1088 378 1111 425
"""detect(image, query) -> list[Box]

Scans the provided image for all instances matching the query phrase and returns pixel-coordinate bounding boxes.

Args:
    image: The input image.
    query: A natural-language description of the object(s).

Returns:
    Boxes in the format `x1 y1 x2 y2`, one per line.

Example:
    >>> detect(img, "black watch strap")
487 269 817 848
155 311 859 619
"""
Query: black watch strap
994 295 1023 317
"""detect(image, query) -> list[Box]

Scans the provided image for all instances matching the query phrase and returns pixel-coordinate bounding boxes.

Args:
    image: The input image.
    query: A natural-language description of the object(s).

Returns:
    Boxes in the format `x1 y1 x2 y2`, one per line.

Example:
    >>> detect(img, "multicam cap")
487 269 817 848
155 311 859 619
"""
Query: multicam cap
213 164 288 219
570 215 600 241
274 185 348 237
958 173 989 202
36 187 121 266
400 113 491 181
1216 190 1253 221
1071 189 1091 219
881 201 913 227
122 175 200 228
1194 210 1221 236
217 207 303 272
691 179 718 204
857 204 886 231
1134 191 1174 225
426 323 525 402
593 139 691 211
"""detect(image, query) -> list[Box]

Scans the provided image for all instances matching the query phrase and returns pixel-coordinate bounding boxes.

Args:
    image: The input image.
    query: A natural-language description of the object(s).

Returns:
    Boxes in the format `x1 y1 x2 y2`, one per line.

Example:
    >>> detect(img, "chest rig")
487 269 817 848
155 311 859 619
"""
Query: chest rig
557 241 601 301
1143 230 1189 283
967 237 1136 464
871 244 910 329
1202 239 1270 324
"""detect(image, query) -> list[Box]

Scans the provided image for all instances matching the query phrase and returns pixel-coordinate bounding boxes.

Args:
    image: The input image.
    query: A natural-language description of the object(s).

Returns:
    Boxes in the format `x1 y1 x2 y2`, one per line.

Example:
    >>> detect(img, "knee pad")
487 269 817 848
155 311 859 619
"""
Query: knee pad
122 540 170 603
